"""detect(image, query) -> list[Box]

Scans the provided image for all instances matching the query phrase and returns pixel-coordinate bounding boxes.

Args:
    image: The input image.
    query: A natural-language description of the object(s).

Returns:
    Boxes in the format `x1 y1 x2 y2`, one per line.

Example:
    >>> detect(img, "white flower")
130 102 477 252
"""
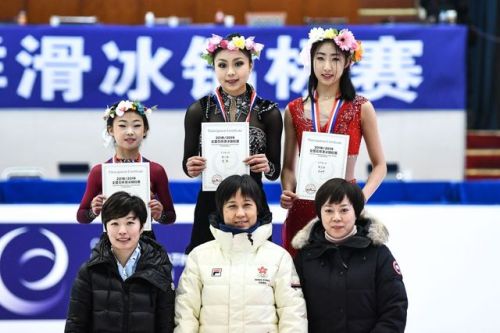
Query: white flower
308 27 325 43
116 100 133 117
145 108 152 115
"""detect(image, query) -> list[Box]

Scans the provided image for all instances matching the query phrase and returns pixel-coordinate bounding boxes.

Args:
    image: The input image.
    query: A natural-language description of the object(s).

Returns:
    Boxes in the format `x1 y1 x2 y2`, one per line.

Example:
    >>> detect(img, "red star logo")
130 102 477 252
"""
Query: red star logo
258 266 267 275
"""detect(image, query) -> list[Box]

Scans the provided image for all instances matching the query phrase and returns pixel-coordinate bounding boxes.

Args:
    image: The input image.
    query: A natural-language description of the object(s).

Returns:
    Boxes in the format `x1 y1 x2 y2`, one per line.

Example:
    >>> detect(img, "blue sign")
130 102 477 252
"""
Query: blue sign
0 24 466 110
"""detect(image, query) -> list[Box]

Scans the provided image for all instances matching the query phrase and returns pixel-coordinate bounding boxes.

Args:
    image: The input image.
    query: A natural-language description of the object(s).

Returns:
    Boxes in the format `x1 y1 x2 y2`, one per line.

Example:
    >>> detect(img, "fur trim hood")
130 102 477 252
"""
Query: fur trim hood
292 215 389 250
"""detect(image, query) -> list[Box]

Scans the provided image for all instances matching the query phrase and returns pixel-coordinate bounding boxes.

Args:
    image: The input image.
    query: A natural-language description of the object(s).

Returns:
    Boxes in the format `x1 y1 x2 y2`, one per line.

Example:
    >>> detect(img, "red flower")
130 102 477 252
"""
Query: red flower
219 40 228 49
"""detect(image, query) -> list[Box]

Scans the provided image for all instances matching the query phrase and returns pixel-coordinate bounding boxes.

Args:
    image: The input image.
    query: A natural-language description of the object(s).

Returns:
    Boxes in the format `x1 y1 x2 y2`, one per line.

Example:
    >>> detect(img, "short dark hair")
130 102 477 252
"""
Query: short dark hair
101 191 147 231
306 39 355 103
106 101 150 136
213 33 253 64
314 178 365 219
215 174 264 217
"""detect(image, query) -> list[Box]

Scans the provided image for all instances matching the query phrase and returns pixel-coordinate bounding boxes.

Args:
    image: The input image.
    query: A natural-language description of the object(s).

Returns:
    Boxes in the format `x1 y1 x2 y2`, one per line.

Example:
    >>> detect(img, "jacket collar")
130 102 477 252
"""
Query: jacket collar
291 215 389 256
208 211 273 253
88 234 172 292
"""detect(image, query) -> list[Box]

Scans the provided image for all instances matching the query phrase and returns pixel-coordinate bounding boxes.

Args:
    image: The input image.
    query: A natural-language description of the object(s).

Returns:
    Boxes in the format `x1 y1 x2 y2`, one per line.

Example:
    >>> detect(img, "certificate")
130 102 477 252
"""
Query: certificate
102 162 152 231
296 131 349 200
201 122 250 191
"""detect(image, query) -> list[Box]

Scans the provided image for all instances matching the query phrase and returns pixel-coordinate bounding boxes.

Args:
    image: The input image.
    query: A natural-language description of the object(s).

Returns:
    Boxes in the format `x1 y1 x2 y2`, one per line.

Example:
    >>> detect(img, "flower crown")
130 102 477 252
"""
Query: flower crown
300 27 363 69
103 100 155 121
201 34 264 65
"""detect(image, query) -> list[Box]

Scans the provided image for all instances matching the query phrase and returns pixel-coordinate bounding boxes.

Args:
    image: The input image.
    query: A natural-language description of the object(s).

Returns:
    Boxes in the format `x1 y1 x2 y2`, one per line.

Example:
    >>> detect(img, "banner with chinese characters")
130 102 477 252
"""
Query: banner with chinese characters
0 24 466 110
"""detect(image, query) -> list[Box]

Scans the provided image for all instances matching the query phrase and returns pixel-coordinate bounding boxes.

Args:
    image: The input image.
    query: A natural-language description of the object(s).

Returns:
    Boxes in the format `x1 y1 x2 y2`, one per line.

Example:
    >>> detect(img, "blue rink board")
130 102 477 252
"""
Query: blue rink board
1 179 500 204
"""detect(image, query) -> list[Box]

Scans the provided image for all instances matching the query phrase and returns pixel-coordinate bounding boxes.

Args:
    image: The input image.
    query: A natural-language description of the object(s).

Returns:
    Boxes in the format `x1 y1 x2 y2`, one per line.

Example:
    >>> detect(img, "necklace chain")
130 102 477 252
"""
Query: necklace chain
319 95 334 100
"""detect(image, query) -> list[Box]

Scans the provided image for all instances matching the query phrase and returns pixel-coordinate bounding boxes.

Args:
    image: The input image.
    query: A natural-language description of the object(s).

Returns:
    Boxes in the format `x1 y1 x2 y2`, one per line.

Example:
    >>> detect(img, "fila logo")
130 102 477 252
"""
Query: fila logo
211 268 222 277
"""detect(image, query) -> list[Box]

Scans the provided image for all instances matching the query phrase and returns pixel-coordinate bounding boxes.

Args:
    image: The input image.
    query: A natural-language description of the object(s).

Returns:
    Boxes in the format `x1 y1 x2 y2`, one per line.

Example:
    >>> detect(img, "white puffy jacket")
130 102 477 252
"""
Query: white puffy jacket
174 218 307 333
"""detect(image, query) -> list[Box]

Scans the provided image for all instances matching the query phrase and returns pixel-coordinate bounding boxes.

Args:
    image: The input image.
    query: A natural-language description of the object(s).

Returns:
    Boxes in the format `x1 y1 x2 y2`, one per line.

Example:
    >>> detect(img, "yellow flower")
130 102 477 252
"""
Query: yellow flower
323 28 336 39
232 36 246 49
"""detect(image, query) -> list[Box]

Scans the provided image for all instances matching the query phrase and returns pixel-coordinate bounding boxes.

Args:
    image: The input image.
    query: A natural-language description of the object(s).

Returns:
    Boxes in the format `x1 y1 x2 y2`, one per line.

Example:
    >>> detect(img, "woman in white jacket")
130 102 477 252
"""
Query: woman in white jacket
175 174 307 333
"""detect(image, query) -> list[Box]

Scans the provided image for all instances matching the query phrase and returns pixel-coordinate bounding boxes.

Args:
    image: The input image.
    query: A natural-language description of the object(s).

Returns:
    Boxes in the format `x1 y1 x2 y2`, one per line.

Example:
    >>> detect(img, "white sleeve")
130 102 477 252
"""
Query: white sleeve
174 251 203 333
274 251 308 333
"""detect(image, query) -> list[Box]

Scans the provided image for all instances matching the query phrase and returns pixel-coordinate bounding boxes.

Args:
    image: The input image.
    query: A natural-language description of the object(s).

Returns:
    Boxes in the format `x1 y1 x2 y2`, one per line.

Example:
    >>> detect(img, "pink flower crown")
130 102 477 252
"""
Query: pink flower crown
103 100 156 121
300 27 363 70
201 34 264 65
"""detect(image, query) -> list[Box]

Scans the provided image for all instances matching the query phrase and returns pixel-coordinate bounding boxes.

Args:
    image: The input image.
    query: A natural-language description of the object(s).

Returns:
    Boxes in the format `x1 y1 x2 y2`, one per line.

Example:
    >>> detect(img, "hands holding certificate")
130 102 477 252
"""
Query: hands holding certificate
149 193 164 221
91 193 163 221
187 154 270 181
280 190 298 209
186 156 207 177
244 154 270 174
91 194 106 216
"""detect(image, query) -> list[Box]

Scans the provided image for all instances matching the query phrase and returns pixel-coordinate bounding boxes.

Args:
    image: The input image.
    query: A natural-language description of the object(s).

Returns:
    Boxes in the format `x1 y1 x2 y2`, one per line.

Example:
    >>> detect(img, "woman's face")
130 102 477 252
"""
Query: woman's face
106 211 143 255
222 189 258 229
313 41 348 88
321 195 356 239
108 111 146 154
214 49 252 96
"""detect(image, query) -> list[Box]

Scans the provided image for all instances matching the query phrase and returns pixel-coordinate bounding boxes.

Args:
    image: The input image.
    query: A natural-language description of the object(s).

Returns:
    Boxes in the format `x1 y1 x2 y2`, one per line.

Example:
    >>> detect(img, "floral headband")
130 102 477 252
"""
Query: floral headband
201 34 264 65
103 100 155 121
299 27 363 71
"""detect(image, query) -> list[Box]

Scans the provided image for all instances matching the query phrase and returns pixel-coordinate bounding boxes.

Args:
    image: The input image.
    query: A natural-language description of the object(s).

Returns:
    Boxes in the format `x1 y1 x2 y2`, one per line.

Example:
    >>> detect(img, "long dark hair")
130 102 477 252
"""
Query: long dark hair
305 40 356 103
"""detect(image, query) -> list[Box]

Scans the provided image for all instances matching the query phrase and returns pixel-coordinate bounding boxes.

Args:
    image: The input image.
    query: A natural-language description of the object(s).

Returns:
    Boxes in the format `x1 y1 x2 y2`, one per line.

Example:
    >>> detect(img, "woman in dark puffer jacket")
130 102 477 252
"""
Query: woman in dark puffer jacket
65 191 175 333
293 178 407 333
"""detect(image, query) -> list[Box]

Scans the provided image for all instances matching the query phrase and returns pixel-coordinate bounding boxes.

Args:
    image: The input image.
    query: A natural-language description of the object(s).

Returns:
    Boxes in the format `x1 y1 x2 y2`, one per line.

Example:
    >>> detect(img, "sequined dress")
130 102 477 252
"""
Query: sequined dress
284 95 367 256
183 85 283 253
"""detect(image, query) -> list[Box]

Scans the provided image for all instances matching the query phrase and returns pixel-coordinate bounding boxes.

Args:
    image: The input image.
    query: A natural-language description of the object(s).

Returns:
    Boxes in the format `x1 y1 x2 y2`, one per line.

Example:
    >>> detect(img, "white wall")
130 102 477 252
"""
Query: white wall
0 109 465 180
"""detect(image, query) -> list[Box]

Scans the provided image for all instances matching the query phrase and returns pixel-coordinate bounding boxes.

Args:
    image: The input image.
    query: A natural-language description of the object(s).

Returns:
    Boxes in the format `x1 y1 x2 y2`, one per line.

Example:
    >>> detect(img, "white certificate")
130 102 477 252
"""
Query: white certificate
201 122 250 191
296 131 349 200
102 162 152 231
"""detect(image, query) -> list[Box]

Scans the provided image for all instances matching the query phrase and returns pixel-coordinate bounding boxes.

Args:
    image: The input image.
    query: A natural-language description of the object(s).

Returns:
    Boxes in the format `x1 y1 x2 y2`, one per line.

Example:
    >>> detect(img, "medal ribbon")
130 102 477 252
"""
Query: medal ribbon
311 90 343 133
214 87 257 122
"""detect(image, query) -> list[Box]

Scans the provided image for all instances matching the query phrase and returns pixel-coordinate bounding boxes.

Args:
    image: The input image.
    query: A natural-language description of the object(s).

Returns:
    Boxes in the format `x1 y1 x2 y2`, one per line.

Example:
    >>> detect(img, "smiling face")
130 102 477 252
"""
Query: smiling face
214 49 252 96
313 41 349 88
320 195 356 239
222 189 258 229
106 211 143 258
108 111 146 156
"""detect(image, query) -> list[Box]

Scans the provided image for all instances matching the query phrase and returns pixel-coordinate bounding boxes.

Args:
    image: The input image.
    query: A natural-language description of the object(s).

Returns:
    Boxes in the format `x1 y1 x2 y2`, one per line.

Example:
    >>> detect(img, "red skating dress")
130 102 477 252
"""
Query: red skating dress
284 95 367 256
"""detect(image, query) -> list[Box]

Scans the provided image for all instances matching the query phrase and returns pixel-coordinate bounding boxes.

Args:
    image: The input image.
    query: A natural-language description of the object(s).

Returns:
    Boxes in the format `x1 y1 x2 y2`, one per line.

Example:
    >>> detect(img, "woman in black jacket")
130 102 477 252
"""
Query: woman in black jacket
292 178 407 333
65 191 175 333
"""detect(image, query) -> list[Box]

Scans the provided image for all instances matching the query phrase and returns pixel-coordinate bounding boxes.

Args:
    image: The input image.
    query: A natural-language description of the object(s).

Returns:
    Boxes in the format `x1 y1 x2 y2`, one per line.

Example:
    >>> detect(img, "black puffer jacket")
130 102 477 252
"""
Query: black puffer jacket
292 217 408 333
65 236 175 333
